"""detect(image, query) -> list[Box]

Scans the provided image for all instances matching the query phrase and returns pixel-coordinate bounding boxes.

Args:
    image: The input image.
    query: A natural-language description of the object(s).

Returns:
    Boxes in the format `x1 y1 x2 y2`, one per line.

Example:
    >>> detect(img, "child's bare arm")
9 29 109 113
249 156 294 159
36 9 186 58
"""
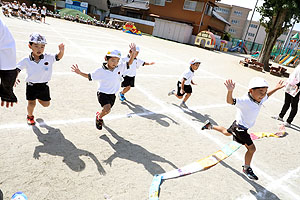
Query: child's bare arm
144 62 155 65
191 80 196 85
181 79 186 94
224 79 235 104
267 80 284 97
56 43 65 60
71 64 89 79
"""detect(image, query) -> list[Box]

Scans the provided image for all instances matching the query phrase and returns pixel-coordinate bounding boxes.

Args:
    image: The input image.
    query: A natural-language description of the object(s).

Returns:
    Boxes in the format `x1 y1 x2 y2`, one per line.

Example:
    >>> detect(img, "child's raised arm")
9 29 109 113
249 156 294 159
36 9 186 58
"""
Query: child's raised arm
71 64 89 79
224 79 235 104
267 80 284 97
56 43 65 60
128 43 137 66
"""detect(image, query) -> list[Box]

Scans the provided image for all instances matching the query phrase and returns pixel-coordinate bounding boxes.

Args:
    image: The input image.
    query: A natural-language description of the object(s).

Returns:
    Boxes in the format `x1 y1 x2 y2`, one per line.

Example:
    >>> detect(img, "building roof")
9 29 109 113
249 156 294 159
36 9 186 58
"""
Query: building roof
212 11 230 26
123 1 149 10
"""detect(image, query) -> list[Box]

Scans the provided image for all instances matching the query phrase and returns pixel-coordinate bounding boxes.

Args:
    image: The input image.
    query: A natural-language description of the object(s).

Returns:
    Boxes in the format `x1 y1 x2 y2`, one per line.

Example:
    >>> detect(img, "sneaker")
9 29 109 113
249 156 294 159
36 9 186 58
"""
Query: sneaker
201 120 212 130
180 101 188 108
119 92 126 101
284 121 291 127
95 112 104 130
243 166 258 180
271 115 283 121
27 115 35 125
168 89 175 96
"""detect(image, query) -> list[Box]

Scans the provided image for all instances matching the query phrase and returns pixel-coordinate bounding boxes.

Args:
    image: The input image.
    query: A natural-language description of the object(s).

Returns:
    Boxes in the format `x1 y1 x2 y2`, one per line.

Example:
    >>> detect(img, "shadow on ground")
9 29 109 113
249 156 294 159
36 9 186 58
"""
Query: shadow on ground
100 125 177 175
220 161 280 200
172 103 219 126
122 100 179 127
32 118 106 175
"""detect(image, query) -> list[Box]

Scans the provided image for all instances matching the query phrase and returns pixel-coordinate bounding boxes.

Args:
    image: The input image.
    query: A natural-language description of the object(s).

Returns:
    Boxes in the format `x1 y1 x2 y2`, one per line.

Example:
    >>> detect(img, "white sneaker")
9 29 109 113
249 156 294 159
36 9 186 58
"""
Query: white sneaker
284 122 291 127
180 101 188 108
168 89 175 96
271 115 283 121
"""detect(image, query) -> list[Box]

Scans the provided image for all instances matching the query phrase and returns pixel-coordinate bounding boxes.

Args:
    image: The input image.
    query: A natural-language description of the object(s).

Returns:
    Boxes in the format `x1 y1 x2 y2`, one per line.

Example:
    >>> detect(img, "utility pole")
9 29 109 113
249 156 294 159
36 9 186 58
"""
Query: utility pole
243 0 259 42
198 1 208 34
281 20 296 55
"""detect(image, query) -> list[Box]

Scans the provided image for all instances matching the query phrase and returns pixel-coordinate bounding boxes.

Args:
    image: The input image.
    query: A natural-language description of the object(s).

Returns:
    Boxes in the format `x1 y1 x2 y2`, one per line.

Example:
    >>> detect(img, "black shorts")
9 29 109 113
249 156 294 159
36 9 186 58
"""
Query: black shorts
97 92 116 107
121 76 135 87
0 69 18 102
227 121 253 146
21 11 26 14
13 8 18 12
26 82 51 101
31 13 36 17
176 81 192 96
41 14 46 18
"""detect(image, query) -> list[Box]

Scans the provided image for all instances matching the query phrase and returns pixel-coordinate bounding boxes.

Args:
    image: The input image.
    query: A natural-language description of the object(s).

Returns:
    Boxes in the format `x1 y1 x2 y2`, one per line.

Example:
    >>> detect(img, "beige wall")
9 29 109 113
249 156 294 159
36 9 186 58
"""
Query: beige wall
215 2 251 39
242 20 300 46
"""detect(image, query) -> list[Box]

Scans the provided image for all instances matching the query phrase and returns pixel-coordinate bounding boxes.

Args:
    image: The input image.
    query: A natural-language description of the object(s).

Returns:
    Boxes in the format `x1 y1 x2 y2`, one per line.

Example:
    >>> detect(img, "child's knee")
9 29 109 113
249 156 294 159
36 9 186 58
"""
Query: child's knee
39 100 50 107
28 100 36 106
247 144 256 153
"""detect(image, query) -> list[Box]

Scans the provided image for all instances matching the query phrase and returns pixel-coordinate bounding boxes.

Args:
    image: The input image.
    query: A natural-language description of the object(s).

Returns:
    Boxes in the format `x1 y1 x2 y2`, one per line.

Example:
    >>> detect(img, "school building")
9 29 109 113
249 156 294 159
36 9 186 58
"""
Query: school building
241 20 300 53
214 2 251 40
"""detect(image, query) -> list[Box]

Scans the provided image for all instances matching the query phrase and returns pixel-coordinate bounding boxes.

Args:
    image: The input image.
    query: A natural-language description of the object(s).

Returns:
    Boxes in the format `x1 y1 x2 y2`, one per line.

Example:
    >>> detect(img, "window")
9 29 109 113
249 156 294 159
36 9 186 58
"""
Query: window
250 24 258 28
205 4 213 16
229 28 236 33
233 10 242 16
231 19 240 25
214 7 229 14
154 0 165 6
248 33 255 37
183 0 197 11
166 0 172 2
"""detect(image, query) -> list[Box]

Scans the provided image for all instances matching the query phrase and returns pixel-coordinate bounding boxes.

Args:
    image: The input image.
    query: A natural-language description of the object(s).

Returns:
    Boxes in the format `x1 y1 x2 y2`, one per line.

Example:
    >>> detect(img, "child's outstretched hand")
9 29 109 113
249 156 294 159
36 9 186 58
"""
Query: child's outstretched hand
129 43 137 54
275 80 285 90
149 62 155 65
224 79 235 91
58 43 65 52
71 64 81 74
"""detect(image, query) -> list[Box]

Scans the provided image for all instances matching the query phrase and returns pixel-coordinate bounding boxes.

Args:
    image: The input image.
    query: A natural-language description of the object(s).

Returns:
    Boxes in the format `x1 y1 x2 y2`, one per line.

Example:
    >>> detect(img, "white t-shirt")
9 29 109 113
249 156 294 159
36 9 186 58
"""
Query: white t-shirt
31 7 38 14
0 18 16 70
178 67 194 85
122 56 145 77
234 93 268 129
89 62 128 94
16 53 57 83
21 6 26 12
12 4 18 9
41 9 47 15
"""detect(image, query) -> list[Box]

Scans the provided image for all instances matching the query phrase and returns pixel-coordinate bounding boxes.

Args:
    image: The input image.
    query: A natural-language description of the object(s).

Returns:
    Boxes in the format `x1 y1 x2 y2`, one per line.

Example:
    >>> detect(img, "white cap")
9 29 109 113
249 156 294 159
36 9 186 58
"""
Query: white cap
106 50 121 58
29 33 47 44
189 58 201 65
248 77 268 89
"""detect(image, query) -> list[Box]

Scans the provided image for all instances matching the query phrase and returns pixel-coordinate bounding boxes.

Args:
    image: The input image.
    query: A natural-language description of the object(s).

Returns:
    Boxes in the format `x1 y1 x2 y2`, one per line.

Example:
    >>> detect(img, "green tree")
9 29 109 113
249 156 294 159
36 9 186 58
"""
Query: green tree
257 0 300 71
221 32 231 41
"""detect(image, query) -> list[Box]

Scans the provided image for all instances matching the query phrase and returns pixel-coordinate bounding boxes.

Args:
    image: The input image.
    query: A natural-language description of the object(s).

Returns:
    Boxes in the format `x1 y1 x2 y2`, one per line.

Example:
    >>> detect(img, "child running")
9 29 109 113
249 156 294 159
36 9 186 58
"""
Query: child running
168 58 200 108
119 46 155 101
201 77 284 180
16 33 65 125
71 43 137 130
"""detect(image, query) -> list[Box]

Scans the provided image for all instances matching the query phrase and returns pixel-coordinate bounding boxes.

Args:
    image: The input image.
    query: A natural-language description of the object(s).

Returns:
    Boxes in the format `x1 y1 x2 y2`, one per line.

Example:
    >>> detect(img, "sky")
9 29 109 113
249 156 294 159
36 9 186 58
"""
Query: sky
219 0 300 31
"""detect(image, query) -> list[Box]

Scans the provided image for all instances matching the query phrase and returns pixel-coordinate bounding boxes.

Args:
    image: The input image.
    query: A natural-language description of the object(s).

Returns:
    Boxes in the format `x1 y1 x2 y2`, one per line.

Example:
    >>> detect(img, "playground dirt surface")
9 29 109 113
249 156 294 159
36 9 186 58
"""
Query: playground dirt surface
1 14 300 200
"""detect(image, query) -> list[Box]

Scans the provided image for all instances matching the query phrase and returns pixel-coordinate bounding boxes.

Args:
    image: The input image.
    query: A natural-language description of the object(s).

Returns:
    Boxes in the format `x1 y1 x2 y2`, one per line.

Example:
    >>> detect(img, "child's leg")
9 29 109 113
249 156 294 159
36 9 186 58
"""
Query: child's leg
121 86 131 94
38 100 50 107
98 104 112 119
244 144 256 166
27 100 36 116
182 93 191 103
175 94 183 99
212 125 232 136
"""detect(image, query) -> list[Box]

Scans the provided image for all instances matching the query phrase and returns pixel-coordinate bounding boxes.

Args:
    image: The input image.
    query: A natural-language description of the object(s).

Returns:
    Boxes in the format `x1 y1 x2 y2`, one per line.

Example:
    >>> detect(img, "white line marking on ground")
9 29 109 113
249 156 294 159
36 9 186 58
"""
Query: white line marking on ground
135 85 300 199
0 104 229 130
